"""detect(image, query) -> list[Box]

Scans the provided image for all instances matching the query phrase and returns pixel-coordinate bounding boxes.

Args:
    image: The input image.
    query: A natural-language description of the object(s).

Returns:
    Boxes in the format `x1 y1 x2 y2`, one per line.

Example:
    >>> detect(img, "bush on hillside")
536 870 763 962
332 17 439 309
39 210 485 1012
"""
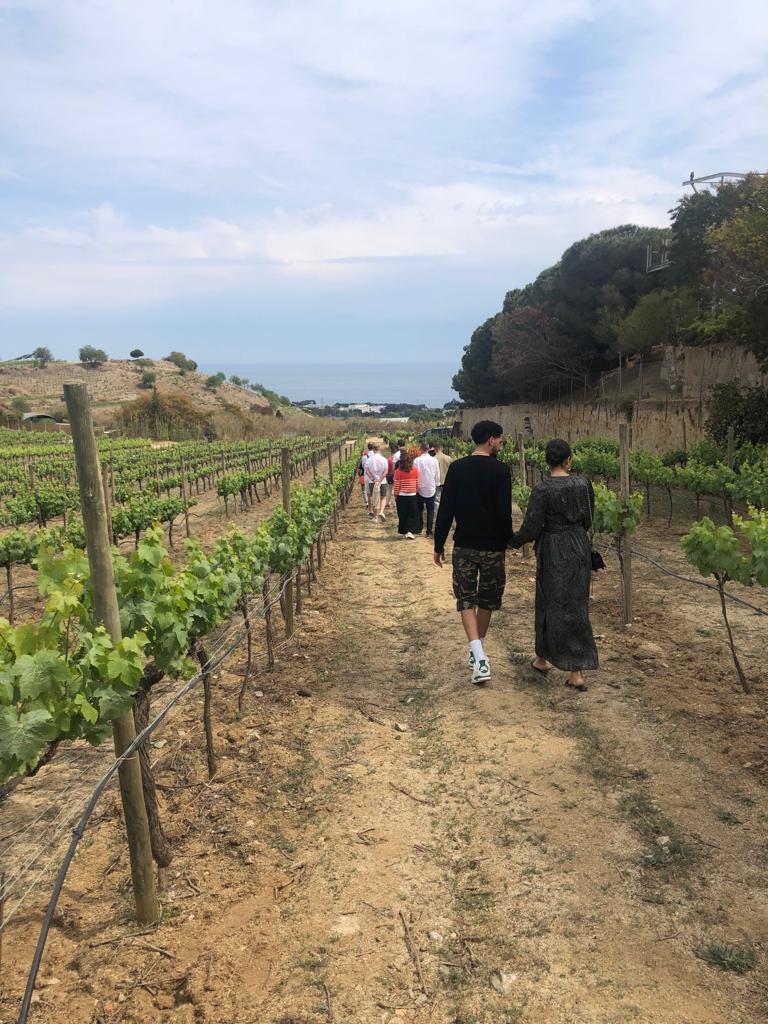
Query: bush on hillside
707 381 768 446
79 345 108 366
165 351 198 372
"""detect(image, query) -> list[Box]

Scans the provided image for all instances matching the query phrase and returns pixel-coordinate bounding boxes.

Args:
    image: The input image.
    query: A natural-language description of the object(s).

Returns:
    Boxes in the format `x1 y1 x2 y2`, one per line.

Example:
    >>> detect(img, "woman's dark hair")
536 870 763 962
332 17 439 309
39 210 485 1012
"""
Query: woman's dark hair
399 450 413 472
470 419 503 445
545 438 572 468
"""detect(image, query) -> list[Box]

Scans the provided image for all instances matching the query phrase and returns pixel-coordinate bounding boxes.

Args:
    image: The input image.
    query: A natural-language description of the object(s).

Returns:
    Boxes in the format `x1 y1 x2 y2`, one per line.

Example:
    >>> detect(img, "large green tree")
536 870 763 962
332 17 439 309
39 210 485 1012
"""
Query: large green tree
454 225 667 405
451 317 508 406
705 175 768 362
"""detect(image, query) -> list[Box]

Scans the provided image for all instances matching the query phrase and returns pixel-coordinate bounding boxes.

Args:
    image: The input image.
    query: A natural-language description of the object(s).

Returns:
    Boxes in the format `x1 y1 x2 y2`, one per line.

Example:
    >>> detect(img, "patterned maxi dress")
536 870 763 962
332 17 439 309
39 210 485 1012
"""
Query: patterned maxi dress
513 474 598 672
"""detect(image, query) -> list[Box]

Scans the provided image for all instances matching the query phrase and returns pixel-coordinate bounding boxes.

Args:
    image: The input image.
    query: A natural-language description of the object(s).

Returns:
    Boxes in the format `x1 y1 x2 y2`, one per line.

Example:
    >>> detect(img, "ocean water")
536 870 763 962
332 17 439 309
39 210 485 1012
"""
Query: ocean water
198 362 458 408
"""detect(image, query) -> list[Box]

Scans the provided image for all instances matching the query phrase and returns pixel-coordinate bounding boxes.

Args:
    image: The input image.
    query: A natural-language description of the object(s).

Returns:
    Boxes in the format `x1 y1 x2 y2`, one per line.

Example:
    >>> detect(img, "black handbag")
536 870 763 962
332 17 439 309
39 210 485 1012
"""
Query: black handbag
591 550 606 572
578 475 605 573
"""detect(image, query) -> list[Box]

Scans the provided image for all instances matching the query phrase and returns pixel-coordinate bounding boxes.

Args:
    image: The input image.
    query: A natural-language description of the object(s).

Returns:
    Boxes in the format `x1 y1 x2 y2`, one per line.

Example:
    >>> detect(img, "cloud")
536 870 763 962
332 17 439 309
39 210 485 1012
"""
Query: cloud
0 163 675 308
0 0 766 354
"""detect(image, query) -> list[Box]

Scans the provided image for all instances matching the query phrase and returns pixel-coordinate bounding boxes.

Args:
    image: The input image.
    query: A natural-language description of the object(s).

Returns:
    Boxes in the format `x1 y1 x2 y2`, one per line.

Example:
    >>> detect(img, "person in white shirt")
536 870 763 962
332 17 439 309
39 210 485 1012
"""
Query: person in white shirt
364 445 389 521
414 442 441 537
359 444 373 507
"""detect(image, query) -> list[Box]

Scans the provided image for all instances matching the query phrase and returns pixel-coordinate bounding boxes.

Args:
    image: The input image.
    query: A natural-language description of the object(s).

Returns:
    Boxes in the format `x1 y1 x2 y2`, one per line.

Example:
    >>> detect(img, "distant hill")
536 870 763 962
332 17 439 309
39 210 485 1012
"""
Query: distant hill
0 358 274 426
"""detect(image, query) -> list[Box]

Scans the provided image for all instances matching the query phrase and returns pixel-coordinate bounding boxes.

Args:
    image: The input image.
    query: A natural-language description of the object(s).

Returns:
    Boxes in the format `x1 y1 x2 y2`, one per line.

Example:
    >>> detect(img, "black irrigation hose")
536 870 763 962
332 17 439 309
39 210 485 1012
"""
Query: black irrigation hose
632 544 768 617
595 539 768 617
16 617 251 1024
15 496 347 1023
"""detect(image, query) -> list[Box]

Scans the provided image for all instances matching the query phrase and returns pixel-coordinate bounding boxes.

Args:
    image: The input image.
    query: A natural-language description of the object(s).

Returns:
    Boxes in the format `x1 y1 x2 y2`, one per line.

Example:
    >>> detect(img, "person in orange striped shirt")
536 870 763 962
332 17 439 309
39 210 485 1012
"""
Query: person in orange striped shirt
393 450 420 538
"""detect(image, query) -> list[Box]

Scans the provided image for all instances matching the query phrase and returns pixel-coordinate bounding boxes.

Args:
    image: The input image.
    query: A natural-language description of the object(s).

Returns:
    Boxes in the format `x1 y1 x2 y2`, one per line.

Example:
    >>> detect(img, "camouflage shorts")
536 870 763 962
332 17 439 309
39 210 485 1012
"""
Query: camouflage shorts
452 547 506 611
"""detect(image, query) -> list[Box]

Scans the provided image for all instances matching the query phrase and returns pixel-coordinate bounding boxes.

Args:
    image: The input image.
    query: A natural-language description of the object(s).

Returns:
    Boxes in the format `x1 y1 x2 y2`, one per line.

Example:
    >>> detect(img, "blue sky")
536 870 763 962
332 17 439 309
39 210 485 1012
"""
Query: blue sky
1 0 766 365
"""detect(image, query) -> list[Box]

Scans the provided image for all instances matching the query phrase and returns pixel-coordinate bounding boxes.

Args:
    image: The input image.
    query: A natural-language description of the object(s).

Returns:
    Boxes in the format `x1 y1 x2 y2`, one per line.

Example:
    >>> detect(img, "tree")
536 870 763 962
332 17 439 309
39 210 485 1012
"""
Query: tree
707 381 768 446
130 349 145 359
138 370 157 389
10 396 30 415
491 307 592 401
617 288 697 399
165 351 197 372
79 345 108 366
668 176 758 289
204 372 226 391
452 317 509 406
706 174 768 363
454 224 669 405
31 346 53 368
229 375 244 387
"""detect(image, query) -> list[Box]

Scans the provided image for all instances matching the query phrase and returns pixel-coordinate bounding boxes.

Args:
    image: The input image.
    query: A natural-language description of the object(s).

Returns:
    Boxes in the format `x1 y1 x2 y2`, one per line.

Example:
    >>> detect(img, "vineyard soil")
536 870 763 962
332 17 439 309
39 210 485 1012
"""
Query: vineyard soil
3 491 768 1023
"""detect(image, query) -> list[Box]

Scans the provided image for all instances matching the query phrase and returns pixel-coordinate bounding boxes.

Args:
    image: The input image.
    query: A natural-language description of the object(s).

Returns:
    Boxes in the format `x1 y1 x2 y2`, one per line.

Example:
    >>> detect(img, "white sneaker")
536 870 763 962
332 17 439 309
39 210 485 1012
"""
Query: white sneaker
406 532 415 539
471 658 491 685
379 511 386 520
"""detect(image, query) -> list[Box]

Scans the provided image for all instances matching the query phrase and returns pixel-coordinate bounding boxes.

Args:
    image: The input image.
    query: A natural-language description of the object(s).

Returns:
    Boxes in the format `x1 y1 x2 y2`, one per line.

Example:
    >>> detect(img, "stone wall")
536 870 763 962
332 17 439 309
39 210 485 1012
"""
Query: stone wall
673 346 766 399
457 345 764 452
456 398 706 452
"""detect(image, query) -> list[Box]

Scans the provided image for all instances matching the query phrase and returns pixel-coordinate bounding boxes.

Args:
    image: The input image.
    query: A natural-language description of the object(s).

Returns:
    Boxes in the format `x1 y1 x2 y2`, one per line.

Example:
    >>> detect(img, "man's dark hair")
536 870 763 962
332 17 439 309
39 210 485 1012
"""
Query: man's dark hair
471 420 503 445
545 438 572 468
419 441 429 451
367 442 374 450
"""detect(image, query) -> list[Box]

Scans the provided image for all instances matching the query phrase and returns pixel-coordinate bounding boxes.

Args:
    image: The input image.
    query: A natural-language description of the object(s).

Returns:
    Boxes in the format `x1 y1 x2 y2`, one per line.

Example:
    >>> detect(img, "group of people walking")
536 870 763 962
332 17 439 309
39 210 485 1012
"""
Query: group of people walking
359 439 451 539
359 421 599 692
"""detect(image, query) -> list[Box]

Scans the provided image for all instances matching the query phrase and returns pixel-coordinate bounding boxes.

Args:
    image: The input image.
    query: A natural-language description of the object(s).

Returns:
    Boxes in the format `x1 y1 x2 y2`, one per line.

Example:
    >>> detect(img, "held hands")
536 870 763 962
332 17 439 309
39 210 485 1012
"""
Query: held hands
433 551 445 568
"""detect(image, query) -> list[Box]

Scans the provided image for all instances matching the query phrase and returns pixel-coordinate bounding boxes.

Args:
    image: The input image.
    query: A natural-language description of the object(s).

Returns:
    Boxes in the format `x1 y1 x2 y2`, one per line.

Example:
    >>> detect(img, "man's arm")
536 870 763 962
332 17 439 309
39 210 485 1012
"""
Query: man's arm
433 463 457 561
499 465 513 546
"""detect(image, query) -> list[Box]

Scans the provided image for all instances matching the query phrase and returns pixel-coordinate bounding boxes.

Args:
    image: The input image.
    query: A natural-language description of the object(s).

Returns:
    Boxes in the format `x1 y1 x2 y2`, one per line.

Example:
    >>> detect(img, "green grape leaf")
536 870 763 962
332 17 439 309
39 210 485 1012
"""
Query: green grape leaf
0 706 57 764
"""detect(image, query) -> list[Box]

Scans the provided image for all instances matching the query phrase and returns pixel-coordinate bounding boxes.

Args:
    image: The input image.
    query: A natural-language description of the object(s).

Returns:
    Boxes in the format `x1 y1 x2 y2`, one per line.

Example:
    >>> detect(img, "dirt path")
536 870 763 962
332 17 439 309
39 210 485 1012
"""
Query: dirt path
3 490 767 1024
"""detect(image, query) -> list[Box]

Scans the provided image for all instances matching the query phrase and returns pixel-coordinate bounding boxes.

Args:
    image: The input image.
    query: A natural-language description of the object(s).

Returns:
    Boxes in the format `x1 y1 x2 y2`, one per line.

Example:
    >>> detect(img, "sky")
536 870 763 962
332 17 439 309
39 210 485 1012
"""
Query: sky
0 0 766 366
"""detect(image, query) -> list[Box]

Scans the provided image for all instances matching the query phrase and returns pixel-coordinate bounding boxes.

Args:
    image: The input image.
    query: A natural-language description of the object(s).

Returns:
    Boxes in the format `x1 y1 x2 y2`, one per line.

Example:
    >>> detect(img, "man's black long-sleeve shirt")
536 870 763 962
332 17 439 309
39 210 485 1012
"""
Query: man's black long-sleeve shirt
433 454 512 554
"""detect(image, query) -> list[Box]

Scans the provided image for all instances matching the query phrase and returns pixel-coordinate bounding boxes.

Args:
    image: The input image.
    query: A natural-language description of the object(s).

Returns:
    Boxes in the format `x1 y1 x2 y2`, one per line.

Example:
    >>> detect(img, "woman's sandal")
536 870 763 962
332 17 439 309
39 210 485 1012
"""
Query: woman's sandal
565 680 588 692
530 660 550 675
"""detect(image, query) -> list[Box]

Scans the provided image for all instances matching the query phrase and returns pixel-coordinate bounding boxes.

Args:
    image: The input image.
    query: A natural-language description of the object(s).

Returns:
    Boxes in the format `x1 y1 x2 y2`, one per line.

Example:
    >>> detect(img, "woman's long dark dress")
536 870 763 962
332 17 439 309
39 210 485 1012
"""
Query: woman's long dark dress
514 475 598 671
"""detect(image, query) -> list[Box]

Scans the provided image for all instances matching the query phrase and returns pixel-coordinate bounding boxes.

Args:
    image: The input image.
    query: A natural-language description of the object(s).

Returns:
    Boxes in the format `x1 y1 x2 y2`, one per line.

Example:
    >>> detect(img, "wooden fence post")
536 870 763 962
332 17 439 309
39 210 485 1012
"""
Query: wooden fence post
63 383 160 925
281 447 295 638
619 423 633 626
516 433 531 559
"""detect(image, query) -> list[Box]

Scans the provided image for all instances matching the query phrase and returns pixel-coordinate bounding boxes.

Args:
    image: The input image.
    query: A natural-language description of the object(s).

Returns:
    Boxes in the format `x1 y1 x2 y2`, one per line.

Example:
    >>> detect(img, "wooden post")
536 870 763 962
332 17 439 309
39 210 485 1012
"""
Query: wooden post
101 463 115 546
179 455 191 537
516 433 531 559
327 444 334 481
726 425 736 469
618 423 633 626
63 383 160 925
311 451 318 482
281 447 295 638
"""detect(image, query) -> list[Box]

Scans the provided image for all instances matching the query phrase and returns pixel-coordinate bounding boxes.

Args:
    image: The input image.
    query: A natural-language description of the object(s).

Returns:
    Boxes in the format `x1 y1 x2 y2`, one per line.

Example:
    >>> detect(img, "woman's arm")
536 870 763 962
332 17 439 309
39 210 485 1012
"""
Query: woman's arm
512 484 547 548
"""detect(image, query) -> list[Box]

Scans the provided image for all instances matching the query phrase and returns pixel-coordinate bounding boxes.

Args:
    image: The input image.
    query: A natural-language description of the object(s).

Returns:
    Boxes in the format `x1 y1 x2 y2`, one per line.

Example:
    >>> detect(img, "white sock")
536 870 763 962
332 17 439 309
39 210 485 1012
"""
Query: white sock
470 639 485 662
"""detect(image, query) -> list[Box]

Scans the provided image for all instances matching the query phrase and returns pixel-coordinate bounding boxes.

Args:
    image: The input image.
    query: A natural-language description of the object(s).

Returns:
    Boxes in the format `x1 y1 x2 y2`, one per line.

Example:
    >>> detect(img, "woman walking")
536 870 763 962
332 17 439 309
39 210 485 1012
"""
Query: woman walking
393 450 420 539
513 438 598 691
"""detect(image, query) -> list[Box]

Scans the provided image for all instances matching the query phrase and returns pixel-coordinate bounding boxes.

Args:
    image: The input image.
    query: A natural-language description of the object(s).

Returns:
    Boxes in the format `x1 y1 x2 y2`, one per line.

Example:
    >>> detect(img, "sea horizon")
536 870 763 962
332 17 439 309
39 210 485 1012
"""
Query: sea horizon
198 361 459 408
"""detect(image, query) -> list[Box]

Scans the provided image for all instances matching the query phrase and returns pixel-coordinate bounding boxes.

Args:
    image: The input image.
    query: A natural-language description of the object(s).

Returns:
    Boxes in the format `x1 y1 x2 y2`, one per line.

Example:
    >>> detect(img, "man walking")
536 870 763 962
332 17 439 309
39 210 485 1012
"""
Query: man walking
414 442 441 537
433 442 452 509
433 421 511 685
364 443 389 521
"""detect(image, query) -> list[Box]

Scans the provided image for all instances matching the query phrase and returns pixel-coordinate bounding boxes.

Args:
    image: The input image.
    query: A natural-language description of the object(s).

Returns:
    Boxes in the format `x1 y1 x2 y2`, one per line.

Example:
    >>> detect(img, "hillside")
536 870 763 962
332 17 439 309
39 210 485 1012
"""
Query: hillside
0 358 273 426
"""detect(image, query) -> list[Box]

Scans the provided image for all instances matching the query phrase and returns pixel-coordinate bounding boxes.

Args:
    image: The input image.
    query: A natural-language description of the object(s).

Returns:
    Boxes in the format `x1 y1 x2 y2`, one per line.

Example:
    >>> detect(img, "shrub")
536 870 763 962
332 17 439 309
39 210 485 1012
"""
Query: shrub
79 345 108 366
165 351 198 372
707 380 768 447
138 371 156 389
204 372 226 391
32 346 53 367
10 396 30 415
